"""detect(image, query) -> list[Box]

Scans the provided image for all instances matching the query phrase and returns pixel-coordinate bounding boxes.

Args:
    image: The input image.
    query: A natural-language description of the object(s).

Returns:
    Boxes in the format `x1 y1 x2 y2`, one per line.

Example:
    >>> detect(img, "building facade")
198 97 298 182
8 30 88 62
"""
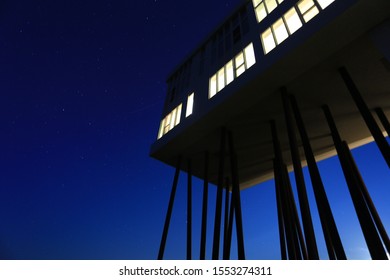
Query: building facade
151 0 390 260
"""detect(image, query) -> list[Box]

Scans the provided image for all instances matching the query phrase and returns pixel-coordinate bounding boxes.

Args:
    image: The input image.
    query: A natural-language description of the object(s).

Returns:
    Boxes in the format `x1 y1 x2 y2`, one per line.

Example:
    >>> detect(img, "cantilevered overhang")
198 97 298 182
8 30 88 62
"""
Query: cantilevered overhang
150 0 390 189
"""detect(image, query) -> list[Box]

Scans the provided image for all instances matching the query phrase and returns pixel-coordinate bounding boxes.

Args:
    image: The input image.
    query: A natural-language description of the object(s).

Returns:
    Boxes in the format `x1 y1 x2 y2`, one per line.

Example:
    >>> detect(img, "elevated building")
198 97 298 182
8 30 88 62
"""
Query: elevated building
150 0 390 260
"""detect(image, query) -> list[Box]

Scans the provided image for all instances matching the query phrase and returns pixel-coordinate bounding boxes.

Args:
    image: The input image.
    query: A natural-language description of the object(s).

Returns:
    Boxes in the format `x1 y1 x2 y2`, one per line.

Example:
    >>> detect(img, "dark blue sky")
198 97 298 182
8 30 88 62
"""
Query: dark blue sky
0 0 389 260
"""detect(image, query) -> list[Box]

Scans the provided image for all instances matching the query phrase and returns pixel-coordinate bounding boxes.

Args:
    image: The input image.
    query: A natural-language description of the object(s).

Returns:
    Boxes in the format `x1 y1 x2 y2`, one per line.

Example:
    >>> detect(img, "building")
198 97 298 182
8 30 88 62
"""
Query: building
150 0 390 260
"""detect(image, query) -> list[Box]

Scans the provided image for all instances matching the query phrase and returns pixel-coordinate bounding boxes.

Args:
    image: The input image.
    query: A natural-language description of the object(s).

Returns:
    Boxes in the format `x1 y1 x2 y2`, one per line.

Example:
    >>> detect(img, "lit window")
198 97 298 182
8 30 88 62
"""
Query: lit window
217 67 225 92
209 74 217 98
157 103 183 139
272 18 288 44
158 119 165 139
298 0 319 22
185 93 194 117
265 0 278 14
317 0 335 9
175 104 182 125
255 3 267 23
252 0 284 23
261 28 276 54
284 7 302 35
244 43 256 69
235 52 245 77
170 108 177 130
226 60 234 85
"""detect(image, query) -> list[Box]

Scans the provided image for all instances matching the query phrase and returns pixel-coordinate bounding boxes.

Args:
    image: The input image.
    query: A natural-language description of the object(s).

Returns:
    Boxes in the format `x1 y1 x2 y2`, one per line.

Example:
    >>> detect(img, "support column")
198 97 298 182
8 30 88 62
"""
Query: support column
223 178 231 260
289 95 346 260
200 151 209 260
158 156 182 260
187 159 192 260
228 131 246 260
375 107 390 139
323 105 389 259
338 67 390 168
281 88 319 260
212 127 227 260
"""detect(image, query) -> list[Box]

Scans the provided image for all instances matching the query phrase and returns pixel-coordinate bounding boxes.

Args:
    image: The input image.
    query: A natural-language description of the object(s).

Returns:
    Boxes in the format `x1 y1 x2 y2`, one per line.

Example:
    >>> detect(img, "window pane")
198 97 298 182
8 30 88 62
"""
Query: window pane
303 6 319 22
217 67 225 92
317 0 335 9
158 119 165 139
209 74 217 98
186 94 194 117
244 43 256 69
226 60 234 85
236 65 246 77
273 18 288 44
165 113 171 133
284 7 302 34
235 52 245 68
297 0 315 14
265 0 277 13
255 3 267 23
176 104 182 125
261 28 276 54
253 0 262 7
170 108 177 130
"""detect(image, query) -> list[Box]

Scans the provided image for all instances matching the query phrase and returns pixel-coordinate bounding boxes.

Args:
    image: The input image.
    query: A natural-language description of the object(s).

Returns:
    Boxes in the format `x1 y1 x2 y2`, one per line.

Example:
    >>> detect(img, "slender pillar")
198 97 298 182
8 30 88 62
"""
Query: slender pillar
212 127 227 260
228 131 246 260
273 159 287 260
225 191 235 260
289 95 347 260
223 178 231 260
323 105 389 259
158 156 182 260
339 67 390 168
200 151 209 260
187 159 192 260
281 88 319 260
375 107 390 139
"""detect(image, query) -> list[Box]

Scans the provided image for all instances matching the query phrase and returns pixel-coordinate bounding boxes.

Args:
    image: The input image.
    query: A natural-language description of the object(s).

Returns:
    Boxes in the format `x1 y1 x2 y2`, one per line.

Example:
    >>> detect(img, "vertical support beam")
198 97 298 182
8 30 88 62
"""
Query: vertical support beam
375 107 390 139
187 159 192 260
223 178 231 260
212 127 227 260
281 88 319 260
228 131 246 260
323 105 389 259
200 151 209 260
158 156 182 260
225 191 235 260
338 67 390 168
273 159 287 260
289 95 347 260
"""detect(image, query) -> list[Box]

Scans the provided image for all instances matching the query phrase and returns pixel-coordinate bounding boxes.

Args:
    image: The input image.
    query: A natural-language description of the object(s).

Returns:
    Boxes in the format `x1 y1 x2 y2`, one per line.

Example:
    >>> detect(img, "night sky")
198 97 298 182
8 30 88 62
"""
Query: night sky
1 0 389 260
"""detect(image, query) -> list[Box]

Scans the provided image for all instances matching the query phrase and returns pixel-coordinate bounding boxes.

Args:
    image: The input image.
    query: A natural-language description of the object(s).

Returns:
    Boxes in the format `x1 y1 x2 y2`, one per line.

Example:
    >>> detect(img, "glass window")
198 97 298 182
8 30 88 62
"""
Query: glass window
217 67 225 92
226 60 234 85
235 52 245 77
297 0 319 22
170 108 177 130
317 0 335 9
261 28 276 54
255 3 267 23
209 74 217 98
175 104 182 125
272 18 288 44
284 7 302 35
185 94 193 117
253 0 262 6
244 43 256 69
265 0 278 14
158 119 165 139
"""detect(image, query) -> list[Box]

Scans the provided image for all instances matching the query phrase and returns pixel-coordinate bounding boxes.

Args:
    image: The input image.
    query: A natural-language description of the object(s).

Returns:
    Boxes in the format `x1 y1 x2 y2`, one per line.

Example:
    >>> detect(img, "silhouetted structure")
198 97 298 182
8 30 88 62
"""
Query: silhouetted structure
150 0 390 260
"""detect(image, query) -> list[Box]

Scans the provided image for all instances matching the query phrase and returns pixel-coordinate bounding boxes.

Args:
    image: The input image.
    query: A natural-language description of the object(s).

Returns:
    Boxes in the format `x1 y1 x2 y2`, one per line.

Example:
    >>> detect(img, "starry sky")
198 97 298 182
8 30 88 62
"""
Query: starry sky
0 0 389 260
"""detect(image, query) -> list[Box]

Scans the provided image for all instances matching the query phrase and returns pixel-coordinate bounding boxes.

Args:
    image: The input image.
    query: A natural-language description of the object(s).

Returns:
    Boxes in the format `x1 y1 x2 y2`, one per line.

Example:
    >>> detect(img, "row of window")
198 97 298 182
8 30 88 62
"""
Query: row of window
209 43 256 99
253 0 285 23
261 0 336 54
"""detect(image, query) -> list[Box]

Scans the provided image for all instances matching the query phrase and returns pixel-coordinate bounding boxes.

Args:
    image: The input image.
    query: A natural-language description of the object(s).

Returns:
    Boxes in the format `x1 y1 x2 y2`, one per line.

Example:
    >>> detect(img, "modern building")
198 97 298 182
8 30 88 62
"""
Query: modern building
150 0 390 260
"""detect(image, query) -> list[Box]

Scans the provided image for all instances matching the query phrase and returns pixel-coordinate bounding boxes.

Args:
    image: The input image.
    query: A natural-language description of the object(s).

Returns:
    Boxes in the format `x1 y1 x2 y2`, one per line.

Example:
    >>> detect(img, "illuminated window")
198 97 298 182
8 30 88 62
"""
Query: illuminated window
317 0 335 9
208 43 257 98
273 18 288 44
252 0 284 23
185 93 194 117
209 74 217 98
157 103 183 139
284 7 302 35
298 0 319 22
261 28 276 54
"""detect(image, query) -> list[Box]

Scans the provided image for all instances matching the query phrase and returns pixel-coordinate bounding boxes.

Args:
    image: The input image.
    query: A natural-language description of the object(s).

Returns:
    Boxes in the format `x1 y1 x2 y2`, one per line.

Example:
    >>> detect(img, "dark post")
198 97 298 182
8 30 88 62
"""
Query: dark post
375 107 390 140
338 67 390 168
228 131 246 260
289 95 347 260
223 178 231 260
200 151 209 260
212 127 227 260
158 156 182 260
187 159 192 260
281 88 319 260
